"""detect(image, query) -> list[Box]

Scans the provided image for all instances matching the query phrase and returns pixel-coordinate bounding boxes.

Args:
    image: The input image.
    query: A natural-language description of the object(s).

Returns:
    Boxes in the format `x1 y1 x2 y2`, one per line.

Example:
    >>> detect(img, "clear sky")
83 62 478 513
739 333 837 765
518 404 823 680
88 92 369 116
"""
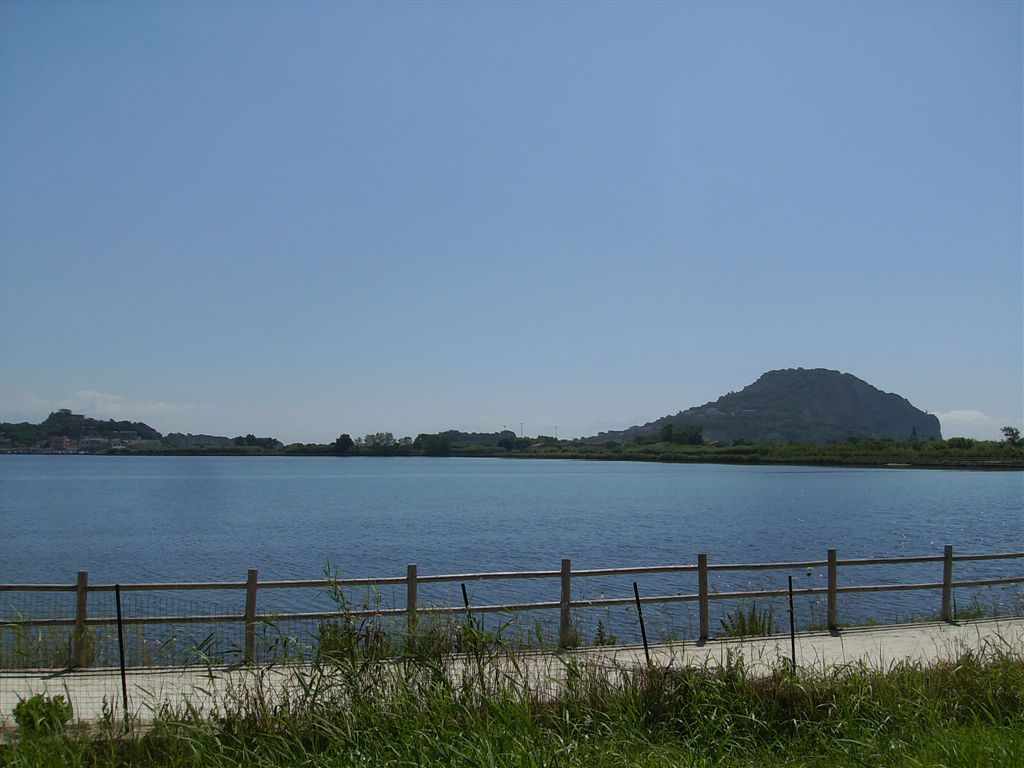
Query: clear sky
1 1 1021 443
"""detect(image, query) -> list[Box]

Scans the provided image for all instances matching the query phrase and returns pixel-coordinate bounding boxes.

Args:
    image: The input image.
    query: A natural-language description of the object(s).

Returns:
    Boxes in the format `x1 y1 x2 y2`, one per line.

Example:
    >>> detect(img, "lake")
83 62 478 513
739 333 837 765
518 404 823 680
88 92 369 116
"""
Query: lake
1 455 1022 651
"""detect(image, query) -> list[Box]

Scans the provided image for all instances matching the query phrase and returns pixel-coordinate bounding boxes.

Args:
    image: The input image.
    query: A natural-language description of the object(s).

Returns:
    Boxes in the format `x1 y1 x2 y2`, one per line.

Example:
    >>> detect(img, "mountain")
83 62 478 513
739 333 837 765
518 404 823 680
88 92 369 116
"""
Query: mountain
588 369 942 445
0 409 162 445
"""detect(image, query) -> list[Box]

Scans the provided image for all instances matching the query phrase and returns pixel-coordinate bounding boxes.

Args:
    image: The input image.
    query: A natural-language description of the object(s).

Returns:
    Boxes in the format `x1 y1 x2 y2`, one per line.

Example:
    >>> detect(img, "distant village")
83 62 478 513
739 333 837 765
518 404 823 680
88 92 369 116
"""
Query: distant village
2 432 164 454
0 409 276 454
0 409 164 453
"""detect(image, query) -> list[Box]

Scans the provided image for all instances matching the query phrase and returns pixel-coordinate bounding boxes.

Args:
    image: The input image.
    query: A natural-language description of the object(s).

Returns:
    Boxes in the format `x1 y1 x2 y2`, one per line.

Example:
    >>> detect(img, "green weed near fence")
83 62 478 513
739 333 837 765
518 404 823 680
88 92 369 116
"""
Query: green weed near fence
719 602 776 637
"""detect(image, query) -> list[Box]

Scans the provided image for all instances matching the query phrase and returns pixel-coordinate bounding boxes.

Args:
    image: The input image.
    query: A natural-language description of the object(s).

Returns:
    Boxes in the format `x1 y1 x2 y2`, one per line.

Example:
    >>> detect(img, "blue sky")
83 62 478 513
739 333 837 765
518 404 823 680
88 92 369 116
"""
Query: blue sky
1 1 1021 443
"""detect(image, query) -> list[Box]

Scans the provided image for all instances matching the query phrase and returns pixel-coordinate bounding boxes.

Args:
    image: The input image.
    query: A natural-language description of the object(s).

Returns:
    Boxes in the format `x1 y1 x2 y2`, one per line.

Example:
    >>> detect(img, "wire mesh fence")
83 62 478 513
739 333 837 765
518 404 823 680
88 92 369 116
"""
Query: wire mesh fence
1 589 78 669
1 549 1022 733
2 548 1022 674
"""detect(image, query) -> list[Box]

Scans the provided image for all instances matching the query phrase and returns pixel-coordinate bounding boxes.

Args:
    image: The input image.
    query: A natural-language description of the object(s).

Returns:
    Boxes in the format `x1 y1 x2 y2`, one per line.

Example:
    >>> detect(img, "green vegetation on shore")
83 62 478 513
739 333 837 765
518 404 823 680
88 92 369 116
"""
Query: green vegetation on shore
3 420 1022 469
96 431 1024 469
3 393 1023 468
486 432 1024 469
5 370 1021 467
5 637 1023 767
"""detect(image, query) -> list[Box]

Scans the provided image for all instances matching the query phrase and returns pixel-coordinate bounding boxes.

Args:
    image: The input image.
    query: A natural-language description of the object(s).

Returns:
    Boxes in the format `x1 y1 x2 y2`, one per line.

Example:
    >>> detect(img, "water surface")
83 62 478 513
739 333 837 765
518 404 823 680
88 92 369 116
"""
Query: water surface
2 455 1021 642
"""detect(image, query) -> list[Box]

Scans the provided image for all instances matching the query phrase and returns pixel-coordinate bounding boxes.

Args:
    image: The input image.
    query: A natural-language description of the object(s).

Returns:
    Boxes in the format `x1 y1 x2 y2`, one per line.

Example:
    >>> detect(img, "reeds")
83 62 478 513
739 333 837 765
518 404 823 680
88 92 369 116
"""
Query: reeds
5 624 1023 767
719 601 775 637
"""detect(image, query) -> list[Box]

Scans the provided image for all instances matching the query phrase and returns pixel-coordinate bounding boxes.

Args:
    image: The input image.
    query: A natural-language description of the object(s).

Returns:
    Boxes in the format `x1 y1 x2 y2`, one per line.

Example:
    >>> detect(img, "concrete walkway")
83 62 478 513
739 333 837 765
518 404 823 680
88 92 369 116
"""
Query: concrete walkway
2 618 1021 727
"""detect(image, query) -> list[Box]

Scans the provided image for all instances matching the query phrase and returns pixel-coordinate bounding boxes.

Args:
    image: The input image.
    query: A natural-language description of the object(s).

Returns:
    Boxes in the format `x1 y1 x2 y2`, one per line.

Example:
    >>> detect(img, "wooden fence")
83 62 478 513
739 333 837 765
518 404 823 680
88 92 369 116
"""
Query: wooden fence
2 546 1022 666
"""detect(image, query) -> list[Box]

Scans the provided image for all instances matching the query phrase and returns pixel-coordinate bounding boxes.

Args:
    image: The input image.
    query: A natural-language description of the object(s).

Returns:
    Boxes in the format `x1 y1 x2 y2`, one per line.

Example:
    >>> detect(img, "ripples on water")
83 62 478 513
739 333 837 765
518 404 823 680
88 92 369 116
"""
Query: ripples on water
1 455 1021 651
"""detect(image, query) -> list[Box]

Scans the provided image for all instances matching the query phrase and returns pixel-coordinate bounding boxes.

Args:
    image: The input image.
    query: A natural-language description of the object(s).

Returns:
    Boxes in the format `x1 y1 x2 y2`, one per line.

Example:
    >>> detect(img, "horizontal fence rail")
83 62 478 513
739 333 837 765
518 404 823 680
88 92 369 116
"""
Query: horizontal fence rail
2 547 1023 665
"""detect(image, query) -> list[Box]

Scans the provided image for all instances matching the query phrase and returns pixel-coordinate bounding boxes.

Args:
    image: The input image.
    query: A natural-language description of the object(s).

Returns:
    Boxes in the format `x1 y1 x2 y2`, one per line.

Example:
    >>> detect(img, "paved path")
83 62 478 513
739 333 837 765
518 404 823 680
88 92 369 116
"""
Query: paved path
2 618 1020 727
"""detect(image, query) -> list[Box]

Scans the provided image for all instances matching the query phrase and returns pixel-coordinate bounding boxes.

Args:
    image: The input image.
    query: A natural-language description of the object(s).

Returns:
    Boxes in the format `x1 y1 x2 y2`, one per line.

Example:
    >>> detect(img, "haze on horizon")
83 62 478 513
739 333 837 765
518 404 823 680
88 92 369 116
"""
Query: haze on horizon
1 1 1021 444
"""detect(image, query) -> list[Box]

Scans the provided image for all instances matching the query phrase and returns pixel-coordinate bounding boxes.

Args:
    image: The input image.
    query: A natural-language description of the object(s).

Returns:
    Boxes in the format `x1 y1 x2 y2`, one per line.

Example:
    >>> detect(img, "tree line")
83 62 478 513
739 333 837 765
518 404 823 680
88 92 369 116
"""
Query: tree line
6 415 1022 469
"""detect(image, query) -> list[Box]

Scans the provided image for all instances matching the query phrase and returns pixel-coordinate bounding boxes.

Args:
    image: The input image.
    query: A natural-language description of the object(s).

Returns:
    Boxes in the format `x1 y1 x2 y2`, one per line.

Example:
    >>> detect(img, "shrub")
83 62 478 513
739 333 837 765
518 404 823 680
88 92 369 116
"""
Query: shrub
12 693 72 735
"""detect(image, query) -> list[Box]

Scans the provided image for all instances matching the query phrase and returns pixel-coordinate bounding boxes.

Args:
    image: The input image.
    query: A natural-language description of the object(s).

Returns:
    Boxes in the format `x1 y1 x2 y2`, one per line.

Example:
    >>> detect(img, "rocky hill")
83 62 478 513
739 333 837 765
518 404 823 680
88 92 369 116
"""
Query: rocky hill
0 409 163 445
588 369 942 445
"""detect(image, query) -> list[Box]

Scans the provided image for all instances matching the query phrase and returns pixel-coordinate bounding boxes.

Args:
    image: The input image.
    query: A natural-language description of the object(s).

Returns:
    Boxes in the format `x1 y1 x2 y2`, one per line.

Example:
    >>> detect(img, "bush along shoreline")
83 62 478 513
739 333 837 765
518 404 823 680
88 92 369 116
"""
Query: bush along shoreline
4 408 1024 470
8 436 1023 470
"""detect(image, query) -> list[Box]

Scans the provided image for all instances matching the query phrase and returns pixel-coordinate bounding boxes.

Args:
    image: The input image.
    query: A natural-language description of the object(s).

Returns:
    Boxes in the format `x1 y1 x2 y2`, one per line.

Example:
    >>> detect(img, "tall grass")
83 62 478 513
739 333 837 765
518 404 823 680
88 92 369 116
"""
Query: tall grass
5 623 1023 767
719 601 775 637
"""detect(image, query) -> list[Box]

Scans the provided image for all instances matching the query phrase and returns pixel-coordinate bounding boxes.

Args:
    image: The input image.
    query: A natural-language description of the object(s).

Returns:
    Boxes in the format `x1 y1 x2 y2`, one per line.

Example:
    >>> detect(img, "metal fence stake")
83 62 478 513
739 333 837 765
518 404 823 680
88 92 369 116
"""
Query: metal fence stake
633 581 651 666
244 568 259 664
788 575 796 673
698 554 709 641
115 584 129 723
827 548 838 631
941 545 954 622
406 563 418 650
73 570 89 668
559 558 572 648
461 583 472 622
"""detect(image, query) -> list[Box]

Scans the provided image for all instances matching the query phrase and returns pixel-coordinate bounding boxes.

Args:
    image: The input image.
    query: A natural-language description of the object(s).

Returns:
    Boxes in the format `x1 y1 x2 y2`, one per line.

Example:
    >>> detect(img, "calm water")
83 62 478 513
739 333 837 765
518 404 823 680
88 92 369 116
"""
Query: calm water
2 455 1022 648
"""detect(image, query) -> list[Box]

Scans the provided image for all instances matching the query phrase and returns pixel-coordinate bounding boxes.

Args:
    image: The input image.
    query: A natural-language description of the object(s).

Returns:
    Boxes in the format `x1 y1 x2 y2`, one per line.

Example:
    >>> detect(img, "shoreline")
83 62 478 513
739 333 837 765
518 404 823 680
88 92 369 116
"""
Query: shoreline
3 449 1022 471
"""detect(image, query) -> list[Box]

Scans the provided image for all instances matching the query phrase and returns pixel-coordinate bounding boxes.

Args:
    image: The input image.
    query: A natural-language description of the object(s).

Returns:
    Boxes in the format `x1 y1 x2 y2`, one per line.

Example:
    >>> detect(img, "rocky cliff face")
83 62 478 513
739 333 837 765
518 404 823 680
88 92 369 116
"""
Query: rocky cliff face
590 369 942 445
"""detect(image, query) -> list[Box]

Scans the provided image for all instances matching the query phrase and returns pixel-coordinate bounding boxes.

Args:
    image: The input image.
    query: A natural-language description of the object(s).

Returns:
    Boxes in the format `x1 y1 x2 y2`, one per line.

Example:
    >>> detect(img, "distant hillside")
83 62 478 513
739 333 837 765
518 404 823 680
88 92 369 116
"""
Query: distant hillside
163 433 235 449
0 409 162 444
588 369 942 445
443 429 518 447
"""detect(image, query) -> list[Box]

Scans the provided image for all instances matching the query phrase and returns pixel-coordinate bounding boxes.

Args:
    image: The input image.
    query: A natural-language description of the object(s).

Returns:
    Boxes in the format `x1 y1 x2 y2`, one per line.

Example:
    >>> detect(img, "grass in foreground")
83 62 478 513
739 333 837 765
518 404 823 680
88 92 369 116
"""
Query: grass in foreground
4 634 1023 768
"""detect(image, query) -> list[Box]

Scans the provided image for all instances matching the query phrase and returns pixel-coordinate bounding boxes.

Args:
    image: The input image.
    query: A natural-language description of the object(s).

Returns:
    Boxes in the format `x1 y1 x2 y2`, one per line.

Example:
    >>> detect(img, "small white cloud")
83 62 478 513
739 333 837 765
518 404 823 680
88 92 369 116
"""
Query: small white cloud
1 391 194 426
59 391 195 420
935 409 995 427
934 409 1022 440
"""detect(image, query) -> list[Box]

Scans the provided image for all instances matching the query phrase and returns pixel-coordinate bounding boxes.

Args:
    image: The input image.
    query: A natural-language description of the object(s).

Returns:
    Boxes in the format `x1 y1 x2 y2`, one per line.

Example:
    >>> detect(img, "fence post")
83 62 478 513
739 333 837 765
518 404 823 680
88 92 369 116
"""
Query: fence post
559 558 572 648
698 554 709 641
244 568 259 664
406 563 418 649
941 545 954 621
73 570 89 668
827 548 838 631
